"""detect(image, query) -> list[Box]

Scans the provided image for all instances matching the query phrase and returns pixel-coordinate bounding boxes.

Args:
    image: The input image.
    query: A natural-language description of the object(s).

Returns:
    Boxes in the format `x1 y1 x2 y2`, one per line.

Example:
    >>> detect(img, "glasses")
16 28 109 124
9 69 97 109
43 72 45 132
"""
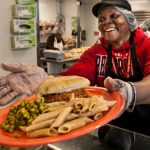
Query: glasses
98 13 122 25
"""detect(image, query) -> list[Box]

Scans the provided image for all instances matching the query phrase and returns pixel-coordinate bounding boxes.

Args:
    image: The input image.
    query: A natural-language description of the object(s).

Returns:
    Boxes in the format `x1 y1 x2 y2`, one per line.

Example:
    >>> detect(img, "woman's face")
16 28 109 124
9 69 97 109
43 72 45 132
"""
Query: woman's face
98 6 130 47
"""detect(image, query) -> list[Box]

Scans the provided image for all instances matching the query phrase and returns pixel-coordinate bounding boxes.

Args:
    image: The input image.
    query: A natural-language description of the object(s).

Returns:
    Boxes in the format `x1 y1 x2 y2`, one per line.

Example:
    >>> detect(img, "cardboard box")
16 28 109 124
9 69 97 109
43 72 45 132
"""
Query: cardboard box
15 0 36 5
11 34 36 49
11 19 35 33
12 4 35 19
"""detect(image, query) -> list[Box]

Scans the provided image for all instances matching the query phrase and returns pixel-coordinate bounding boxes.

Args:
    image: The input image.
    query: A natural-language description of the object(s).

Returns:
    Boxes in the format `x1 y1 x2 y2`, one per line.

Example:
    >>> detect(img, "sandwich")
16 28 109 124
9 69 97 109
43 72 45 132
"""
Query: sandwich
36 75 91 103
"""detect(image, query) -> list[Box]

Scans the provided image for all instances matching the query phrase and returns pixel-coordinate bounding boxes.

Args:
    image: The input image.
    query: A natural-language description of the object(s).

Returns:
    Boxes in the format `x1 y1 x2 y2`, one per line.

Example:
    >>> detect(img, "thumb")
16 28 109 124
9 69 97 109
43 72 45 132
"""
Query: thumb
104 77 125 92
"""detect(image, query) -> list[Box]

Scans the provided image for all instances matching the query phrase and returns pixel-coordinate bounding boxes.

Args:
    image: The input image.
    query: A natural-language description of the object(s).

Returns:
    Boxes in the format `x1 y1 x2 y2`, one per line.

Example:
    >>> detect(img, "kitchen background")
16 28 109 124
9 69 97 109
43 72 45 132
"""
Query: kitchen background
0 0 150 75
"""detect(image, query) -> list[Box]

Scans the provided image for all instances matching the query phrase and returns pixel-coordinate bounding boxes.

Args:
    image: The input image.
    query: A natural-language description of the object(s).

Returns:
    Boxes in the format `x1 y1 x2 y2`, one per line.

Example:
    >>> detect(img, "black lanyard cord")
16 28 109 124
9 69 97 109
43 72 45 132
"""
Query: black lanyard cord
129 32 143 81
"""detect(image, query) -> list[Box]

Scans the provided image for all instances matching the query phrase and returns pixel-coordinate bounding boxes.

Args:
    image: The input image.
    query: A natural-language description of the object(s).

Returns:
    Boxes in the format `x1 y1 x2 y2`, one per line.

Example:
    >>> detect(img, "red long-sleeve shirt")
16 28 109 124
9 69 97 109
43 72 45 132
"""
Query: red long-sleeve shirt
59 28 150 87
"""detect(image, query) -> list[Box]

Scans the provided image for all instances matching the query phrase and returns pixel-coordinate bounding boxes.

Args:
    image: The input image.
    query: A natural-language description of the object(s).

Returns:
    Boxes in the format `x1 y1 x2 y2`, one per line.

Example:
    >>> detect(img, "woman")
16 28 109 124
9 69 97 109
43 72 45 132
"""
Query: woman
45 18 68 51
0 0 150 149
45 25 65 51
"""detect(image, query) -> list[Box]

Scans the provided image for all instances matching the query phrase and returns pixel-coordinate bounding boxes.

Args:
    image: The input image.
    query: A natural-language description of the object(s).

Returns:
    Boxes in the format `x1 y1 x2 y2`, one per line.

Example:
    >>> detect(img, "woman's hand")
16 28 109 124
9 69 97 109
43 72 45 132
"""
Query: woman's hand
0 63 48 106
104 77 134 114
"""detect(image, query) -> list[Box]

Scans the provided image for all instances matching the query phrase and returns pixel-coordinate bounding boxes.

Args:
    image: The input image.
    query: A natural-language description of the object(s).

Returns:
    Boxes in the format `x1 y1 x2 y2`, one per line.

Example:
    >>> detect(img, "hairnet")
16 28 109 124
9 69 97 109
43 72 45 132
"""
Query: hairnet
115 6 138 32
139 19 150 32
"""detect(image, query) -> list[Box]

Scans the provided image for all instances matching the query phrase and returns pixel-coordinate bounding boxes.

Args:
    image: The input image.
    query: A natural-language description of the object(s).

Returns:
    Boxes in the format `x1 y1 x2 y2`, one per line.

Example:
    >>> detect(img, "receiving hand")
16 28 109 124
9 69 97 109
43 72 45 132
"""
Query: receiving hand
104 77 134 113
0 63 48 106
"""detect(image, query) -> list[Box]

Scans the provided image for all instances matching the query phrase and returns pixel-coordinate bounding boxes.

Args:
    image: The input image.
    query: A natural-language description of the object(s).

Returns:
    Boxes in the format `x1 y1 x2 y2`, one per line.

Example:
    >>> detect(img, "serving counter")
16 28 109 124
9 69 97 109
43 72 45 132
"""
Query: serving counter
49 124 150 150
1 124 149 150
40 57 78 75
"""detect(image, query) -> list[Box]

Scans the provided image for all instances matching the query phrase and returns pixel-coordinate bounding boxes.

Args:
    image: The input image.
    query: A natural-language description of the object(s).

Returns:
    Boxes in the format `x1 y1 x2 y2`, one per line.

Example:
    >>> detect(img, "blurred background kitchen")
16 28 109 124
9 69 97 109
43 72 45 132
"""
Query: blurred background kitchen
0 0 150 75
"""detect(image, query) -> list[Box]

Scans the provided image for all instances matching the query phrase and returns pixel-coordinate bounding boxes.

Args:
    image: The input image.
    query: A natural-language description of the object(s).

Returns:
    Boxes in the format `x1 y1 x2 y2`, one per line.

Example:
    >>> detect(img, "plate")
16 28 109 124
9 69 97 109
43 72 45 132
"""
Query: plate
0 86 125 147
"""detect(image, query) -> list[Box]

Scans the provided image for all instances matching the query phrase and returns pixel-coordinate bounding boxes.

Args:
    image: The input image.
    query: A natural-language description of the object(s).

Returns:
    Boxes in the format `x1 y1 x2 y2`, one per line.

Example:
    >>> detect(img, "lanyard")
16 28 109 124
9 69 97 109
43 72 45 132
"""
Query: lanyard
106 32 143 82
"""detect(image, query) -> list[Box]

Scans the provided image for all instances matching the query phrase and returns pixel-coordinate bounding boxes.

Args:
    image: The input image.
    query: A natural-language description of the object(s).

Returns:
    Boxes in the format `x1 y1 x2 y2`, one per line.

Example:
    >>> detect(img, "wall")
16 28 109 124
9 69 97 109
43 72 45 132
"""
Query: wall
39 0 57 20
129 0 150 11
39 0 78 38
62 0 78 37
0 0 37 75
80 1 99 46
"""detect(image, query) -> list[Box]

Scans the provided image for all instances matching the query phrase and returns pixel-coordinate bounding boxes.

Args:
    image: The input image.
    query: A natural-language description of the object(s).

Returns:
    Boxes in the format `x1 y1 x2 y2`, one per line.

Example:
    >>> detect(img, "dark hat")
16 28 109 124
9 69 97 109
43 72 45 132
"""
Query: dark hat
92 0 132 17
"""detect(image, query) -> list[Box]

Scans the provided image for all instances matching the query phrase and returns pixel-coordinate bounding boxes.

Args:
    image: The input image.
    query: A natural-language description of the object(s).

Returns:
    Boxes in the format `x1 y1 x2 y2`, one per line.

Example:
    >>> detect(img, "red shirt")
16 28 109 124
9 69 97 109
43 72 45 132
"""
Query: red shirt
59 28 150 87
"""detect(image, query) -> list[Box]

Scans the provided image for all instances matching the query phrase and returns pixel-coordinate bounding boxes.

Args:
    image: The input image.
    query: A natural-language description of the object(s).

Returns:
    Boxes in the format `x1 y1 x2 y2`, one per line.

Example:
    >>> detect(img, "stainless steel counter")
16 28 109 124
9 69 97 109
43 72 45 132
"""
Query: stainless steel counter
40 57 78 75
50 125 150 150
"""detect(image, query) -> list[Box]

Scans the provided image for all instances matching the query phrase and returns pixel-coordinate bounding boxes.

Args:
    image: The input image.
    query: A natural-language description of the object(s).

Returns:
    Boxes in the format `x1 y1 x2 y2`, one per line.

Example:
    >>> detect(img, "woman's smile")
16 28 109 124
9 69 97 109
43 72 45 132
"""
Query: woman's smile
105 27 117 32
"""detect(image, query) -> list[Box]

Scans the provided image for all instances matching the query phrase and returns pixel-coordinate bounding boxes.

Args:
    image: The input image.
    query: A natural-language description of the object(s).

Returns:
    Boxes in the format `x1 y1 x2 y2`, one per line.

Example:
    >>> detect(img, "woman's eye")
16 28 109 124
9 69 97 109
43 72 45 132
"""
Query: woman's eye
111 14 120 19
98 18 105 23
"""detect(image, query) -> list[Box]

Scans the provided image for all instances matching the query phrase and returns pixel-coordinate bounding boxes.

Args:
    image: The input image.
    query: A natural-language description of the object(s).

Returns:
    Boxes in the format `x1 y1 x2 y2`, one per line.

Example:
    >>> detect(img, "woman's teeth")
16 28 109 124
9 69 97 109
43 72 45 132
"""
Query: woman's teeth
105 28 116 32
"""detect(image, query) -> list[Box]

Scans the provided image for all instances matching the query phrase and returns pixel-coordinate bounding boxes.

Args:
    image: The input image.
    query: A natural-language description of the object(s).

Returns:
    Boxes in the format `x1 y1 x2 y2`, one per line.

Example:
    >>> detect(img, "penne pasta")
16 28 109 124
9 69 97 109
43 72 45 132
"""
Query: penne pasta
47 105 67 112
47 100 76 112
103 100 117 107
94 113 102 120
89 95 99 111
96 99 107 106
80 111 93 117
46 101 67 107
32 108 64 124
74 98 84 109
51 107 73 128
72 108 81 114
49 128 58 136
45 101 67 112
27 128 57 138
65 100 76 107
20 119 55 132
19 126 26 132
97 98 116 107
58 117 93 134
65 113 79 121
92 104 109 115
81 98 90 112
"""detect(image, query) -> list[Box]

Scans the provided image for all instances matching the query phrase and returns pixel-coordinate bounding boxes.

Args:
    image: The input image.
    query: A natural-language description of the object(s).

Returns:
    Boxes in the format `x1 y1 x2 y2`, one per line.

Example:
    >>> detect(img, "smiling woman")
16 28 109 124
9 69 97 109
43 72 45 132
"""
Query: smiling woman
0 0 150 149
97 6 131 47
59 0 150 149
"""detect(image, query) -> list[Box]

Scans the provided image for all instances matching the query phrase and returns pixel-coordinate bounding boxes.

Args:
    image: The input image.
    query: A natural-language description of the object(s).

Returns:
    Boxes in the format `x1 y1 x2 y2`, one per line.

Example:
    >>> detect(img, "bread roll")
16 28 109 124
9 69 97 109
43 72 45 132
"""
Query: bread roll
36 75 90 96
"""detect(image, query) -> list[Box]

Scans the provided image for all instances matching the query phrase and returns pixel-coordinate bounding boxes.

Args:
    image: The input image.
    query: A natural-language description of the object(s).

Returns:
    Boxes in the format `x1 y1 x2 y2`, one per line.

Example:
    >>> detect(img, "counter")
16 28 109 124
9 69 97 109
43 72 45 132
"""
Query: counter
40 57 78 75
1 124 150 150
50 124 150 150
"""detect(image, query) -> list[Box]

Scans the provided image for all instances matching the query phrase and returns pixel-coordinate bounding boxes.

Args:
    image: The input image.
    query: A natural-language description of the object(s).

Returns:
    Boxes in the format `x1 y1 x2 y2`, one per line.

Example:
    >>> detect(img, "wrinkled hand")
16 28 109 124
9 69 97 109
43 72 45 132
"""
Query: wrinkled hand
0 63 48 106
104 77 133 113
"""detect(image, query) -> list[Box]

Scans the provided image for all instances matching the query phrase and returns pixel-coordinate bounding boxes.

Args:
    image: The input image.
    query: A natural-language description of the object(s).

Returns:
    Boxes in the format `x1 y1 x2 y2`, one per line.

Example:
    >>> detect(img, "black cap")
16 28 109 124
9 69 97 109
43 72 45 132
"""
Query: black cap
92 0 132 18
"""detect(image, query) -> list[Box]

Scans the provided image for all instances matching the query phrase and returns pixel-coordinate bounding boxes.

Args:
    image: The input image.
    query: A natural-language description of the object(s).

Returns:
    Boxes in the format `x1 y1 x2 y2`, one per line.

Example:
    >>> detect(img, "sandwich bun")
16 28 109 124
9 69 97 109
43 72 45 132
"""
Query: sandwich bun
36 75 90 97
